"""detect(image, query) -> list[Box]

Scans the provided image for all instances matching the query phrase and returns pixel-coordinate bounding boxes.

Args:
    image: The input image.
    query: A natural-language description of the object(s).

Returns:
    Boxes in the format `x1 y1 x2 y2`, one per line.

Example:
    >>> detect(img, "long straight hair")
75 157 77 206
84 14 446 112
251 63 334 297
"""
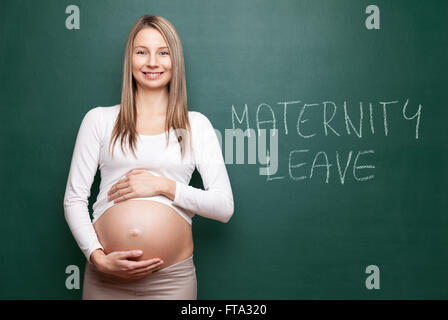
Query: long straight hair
108 15 192 159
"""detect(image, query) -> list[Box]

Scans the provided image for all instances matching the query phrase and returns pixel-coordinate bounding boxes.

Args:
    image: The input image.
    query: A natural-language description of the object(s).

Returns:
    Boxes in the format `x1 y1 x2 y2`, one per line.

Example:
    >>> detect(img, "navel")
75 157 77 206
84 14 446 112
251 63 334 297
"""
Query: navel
128 228 142 238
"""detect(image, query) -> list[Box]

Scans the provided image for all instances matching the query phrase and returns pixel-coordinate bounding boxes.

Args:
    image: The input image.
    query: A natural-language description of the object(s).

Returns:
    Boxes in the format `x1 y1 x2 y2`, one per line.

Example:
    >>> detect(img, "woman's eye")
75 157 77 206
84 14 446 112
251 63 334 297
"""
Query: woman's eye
136 50 168 55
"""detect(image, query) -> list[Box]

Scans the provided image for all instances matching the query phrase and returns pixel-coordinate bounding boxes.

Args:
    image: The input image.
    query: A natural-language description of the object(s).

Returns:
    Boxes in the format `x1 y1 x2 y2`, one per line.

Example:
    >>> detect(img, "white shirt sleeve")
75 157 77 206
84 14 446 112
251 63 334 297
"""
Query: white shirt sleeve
63 107 104 263
172 113 234 223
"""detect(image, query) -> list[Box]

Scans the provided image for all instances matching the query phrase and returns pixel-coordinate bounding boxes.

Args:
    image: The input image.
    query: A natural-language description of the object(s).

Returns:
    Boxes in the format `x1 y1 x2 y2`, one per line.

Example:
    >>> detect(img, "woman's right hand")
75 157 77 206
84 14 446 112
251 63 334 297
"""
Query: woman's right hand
90 249 164 279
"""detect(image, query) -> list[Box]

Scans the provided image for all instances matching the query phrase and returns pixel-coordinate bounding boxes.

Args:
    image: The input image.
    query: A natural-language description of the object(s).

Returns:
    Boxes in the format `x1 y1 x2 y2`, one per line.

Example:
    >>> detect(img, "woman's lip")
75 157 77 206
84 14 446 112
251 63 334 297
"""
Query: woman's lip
142 71 164 80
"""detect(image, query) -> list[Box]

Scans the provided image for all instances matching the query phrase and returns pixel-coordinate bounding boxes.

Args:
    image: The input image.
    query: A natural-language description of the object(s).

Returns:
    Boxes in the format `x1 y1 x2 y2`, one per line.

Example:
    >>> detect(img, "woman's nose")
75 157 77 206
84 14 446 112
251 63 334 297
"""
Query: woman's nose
146 53 158 66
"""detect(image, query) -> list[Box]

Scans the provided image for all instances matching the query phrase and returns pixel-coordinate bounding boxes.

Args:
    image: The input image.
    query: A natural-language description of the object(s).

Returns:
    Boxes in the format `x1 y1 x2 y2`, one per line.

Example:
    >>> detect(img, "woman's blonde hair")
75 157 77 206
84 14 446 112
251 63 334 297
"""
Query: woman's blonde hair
108 15 192 159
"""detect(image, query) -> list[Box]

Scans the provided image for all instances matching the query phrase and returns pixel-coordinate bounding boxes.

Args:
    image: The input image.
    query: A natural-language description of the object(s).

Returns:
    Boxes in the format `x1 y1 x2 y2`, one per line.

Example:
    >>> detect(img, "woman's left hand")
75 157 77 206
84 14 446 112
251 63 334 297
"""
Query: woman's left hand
107 169 163 203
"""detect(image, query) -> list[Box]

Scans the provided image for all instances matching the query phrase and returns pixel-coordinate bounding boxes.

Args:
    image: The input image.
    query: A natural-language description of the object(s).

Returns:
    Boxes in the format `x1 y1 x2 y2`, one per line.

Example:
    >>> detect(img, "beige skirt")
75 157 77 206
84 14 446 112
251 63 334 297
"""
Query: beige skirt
82 255 197 300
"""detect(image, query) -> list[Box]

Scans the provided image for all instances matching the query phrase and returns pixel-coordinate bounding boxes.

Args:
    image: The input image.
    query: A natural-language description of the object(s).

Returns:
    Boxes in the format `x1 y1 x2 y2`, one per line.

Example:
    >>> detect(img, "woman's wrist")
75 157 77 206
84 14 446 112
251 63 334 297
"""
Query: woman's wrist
90 249 106 269
158 177 176 201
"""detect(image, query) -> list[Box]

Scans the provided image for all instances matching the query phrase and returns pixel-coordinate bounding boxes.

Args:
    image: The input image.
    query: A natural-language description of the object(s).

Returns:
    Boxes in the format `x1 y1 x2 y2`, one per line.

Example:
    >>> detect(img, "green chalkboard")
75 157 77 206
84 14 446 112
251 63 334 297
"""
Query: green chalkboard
1 0 447 299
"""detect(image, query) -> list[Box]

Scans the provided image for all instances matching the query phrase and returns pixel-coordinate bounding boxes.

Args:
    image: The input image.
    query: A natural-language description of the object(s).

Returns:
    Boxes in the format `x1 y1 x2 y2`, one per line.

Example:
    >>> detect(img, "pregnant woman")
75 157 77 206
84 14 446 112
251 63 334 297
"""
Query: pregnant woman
63 15 234 300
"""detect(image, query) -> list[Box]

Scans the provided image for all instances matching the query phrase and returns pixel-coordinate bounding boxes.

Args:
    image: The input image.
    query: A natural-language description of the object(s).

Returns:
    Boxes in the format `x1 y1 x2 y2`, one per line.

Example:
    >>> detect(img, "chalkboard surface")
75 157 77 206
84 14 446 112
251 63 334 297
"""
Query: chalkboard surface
1 0 447 299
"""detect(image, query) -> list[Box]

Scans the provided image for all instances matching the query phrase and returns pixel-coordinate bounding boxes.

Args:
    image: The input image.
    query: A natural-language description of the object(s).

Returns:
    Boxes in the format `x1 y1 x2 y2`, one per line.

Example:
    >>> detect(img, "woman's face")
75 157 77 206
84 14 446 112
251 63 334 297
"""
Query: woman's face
132 28 172 91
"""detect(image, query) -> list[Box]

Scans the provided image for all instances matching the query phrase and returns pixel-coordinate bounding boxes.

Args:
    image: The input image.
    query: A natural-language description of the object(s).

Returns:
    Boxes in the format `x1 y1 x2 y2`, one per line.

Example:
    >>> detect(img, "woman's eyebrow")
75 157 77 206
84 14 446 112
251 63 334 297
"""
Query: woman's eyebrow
134 45 168 49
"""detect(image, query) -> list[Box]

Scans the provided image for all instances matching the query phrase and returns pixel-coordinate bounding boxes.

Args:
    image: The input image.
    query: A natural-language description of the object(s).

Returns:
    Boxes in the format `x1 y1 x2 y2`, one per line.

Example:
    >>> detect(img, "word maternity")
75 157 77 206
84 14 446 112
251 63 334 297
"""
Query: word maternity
230 98 422 184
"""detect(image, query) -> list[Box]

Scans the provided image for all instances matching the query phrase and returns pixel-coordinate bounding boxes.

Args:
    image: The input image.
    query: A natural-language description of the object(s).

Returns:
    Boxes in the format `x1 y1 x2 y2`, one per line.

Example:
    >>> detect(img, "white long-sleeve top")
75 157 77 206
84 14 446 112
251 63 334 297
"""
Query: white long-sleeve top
63 104 234 262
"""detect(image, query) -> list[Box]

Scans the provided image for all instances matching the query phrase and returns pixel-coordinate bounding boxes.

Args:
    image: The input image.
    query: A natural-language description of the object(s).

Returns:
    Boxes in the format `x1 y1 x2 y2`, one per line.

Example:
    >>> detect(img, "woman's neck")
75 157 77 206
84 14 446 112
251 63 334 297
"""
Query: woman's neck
135 86 169 118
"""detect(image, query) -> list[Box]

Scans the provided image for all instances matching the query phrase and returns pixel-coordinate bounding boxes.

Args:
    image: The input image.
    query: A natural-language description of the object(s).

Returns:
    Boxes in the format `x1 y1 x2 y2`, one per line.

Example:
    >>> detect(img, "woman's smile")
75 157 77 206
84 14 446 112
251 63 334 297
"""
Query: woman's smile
142 71 164 80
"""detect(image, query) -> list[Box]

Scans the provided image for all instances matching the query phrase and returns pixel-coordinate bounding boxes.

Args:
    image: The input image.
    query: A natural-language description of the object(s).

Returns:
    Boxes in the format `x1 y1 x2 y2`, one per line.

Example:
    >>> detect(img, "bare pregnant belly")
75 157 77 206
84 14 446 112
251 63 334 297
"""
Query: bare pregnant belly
93 200 194 269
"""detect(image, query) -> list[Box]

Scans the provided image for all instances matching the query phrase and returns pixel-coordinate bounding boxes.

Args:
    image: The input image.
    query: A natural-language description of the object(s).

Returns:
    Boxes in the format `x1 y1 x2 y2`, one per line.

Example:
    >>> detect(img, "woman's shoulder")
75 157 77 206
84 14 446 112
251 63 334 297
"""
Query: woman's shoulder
96 104 120 118
84 104 119 115
188 110 214 129
84 104 119 124
79 105 119 138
